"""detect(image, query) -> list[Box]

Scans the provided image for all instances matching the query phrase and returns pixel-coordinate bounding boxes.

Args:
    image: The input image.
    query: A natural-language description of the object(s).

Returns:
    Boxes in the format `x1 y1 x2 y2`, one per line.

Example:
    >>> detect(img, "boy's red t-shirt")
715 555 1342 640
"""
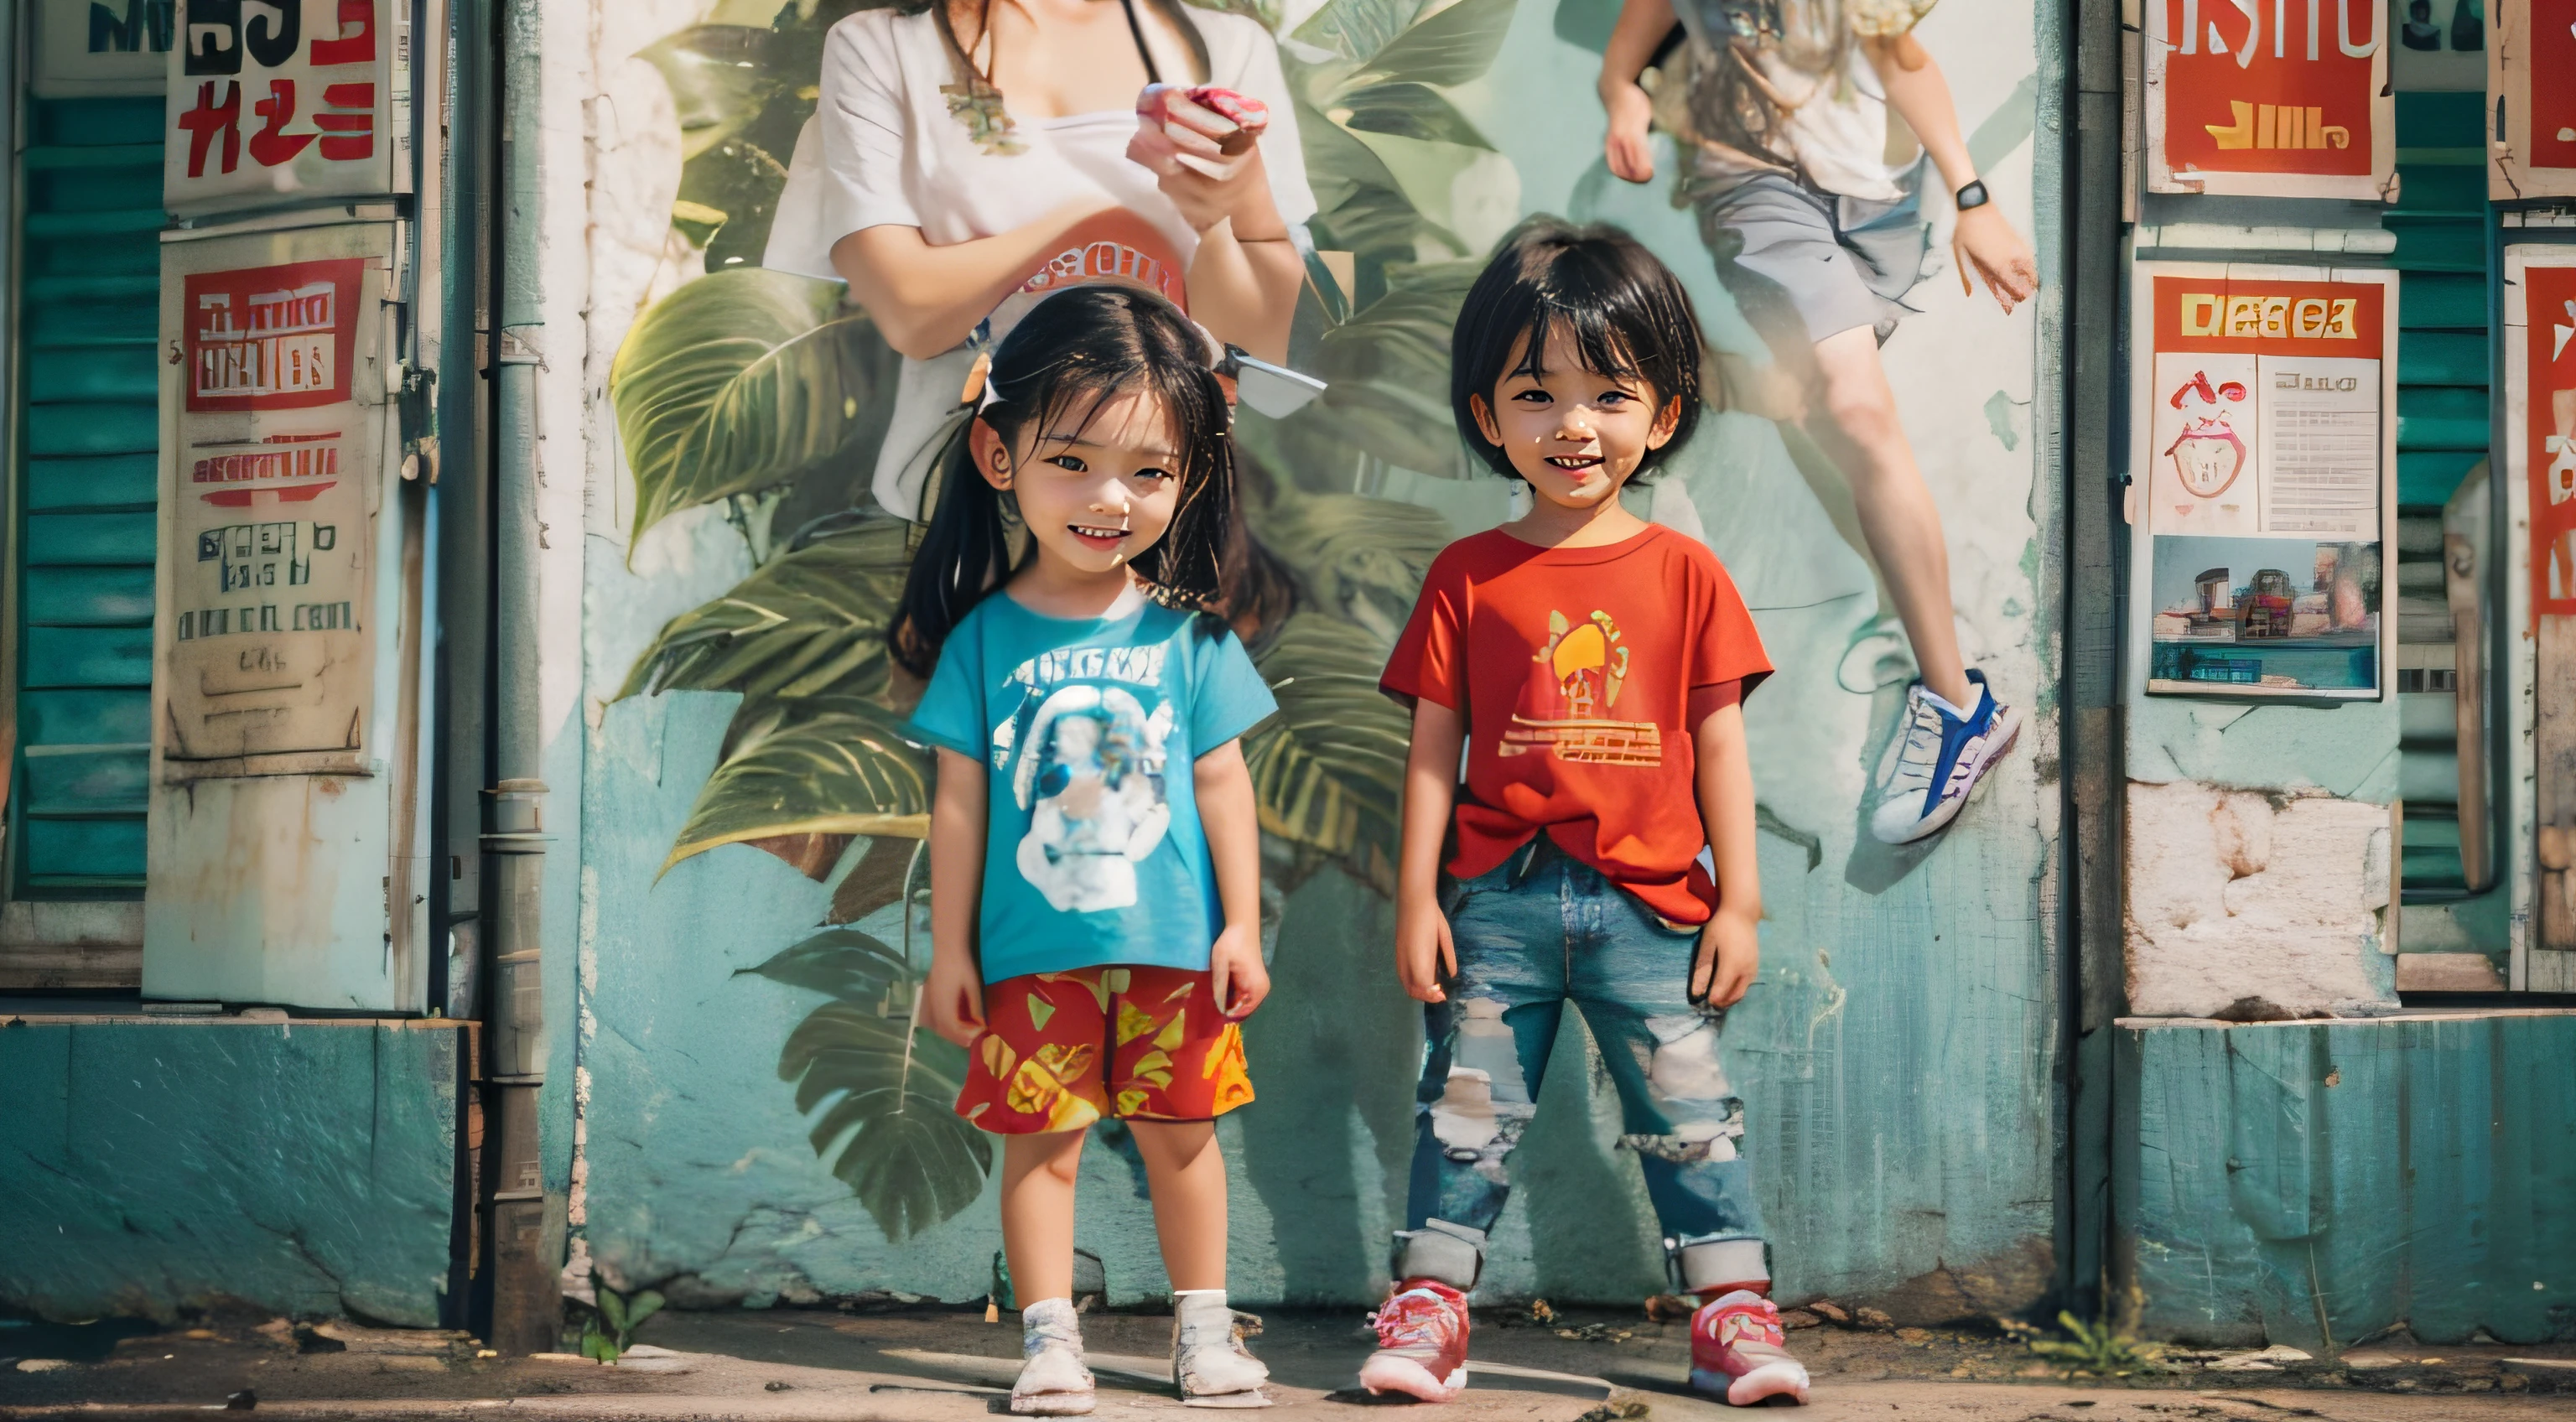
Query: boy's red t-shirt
1380 523 1771 924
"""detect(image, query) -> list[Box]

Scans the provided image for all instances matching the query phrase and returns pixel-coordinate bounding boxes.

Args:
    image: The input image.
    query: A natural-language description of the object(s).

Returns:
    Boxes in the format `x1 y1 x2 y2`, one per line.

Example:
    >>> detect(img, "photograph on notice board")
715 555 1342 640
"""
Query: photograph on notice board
2134 265 2394 698
2148 535 2381 691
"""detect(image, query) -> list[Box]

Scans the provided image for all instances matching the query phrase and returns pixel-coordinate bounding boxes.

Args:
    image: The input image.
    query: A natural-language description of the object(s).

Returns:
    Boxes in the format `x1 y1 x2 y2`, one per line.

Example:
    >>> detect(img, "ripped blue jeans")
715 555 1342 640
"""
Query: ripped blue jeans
1405 840 1763 1275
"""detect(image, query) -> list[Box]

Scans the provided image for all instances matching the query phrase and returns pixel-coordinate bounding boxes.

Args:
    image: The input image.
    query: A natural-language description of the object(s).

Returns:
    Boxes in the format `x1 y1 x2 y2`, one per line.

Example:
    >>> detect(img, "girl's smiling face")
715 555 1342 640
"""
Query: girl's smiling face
1470 326 1680 513
975 389 1186 579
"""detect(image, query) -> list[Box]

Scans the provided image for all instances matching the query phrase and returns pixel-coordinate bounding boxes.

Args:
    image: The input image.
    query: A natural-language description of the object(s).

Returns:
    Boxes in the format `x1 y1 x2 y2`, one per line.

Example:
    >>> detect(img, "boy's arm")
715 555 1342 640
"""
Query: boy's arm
1194 739 1270 1018
1863 33 2038 313
1691 700 1762 1008
1599 0 1680 183
1395 698 1467 1003
923 747 991 1046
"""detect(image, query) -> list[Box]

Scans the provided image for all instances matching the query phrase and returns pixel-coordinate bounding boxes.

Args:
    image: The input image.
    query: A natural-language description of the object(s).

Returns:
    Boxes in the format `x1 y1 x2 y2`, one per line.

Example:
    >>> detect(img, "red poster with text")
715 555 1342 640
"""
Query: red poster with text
2153 274 2386 355
2159 0 2376 178
182 257 366 413
2527 265 2576 620
2536 0 2576 172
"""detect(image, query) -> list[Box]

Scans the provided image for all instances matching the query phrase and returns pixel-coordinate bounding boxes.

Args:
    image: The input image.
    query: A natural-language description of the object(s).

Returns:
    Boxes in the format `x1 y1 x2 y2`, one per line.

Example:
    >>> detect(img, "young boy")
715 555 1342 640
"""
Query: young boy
1598 0 2033 843
1357 221 1809 1408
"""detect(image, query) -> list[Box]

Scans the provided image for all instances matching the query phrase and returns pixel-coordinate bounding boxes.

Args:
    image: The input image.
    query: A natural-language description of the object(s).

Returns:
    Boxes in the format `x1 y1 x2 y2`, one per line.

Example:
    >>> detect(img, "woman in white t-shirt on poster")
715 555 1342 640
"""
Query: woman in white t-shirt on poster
766 0 1317 522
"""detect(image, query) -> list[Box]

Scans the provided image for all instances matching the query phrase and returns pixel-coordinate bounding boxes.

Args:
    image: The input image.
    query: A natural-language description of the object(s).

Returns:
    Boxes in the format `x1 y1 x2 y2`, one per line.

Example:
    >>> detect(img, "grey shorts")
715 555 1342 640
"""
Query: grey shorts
1688 157 1935 360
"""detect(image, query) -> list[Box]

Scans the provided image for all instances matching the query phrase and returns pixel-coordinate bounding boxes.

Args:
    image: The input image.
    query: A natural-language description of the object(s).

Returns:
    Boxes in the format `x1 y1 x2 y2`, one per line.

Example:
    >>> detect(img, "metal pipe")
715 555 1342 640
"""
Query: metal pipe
481 0 555 1357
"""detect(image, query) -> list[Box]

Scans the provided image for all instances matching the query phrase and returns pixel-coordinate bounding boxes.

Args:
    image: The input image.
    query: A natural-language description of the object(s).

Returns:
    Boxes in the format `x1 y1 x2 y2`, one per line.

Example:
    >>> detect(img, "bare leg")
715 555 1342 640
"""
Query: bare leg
1130 1120 1228 1291
1803 325 1974 708
1001 1129 1088 1304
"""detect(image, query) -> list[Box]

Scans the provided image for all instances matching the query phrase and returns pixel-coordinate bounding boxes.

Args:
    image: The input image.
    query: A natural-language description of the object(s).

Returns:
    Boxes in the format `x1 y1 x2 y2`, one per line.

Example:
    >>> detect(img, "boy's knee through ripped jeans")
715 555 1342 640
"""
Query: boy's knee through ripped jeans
1402 842 1763 1282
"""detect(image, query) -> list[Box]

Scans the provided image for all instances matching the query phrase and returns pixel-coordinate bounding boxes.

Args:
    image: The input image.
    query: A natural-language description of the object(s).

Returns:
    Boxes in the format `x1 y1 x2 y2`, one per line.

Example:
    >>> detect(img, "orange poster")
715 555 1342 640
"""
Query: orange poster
2525 263 2576 621
2148 0 2391 196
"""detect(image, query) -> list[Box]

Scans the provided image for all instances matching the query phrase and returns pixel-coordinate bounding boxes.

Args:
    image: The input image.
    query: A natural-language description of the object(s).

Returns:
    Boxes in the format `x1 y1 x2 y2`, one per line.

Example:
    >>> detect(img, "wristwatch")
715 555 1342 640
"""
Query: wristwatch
1955 179 1991 211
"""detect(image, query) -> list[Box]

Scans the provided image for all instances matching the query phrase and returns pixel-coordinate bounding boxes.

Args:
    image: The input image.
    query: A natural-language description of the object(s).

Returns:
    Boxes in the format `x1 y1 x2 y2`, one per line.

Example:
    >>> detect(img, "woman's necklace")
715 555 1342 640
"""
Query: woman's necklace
943 0 1026 155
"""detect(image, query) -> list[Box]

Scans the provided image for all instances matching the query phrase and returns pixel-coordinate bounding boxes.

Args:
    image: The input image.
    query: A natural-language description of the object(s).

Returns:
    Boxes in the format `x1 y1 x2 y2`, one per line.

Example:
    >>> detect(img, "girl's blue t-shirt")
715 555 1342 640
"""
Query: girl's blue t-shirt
904 594 1277 983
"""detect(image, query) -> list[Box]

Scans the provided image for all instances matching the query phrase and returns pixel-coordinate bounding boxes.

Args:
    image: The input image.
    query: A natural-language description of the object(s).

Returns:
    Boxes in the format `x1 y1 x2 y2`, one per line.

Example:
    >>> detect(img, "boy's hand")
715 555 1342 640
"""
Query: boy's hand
1394 892 1458 1004
1690 906 1760 1009
922 951 987 1048
1211 923 1270 1020
1602 80 1658 184
1953 204 2038 314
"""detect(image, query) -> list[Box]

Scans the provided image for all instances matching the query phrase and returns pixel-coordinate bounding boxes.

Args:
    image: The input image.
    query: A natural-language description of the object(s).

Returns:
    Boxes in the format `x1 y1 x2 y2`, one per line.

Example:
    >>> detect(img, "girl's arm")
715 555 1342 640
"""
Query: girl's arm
1193 739 1270 1017
1127 102 1301 362
1599 0 1680 183
923 746 993 1046
1394 698 1465 1004
1690 700 1761 1007
833 200 1118 361
1863 34 2038 313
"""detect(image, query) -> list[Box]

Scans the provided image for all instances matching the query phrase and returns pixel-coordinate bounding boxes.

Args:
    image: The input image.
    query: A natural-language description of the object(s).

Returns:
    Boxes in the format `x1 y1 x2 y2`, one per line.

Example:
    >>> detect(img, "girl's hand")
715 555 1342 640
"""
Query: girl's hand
1129 90 1285 237
1690 906 1760 1009
1210 923 1270 1020
1952 204 2038 314
1394 890 1457 1004
1602 80 1658 184
922 950 987 1048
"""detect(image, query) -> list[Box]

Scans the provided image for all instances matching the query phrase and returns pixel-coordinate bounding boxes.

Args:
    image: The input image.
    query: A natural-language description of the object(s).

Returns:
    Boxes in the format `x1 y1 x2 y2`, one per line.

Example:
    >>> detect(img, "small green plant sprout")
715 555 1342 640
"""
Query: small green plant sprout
579 1283 666 1363
2025 1312 2168 1377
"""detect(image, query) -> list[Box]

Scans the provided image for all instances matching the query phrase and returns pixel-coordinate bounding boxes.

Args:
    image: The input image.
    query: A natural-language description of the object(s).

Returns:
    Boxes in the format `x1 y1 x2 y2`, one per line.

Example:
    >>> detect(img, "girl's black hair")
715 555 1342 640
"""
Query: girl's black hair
1450 216 1705 481
890 283 1237 679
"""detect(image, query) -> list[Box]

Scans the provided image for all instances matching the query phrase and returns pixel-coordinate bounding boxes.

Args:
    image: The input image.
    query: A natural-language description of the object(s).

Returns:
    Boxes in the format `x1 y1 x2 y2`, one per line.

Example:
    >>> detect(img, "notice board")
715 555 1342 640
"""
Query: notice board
2132 263 2398 698
2144 0 2394 198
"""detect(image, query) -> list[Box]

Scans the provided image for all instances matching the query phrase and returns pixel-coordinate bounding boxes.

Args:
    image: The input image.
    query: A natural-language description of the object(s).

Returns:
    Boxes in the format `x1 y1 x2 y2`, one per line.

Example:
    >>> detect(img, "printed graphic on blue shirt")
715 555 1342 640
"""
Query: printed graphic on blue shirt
906 597 1275 983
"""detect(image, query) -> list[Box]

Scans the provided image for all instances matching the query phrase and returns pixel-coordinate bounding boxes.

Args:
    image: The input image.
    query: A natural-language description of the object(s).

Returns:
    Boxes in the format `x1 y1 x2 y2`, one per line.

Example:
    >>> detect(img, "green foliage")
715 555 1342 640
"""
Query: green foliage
578 1283 667 1362
619 516 912 703
2023 1313 2169 1376
665 695 932 871
1244 611 1415 893
638 27 790 161
740 925 994 1241
609 268 901 544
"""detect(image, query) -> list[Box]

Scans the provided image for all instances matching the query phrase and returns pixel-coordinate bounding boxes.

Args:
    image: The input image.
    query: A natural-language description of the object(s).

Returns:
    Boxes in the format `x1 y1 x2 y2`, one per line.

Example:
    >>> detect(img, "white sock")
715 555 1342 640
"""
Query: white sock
1921 682 1987 720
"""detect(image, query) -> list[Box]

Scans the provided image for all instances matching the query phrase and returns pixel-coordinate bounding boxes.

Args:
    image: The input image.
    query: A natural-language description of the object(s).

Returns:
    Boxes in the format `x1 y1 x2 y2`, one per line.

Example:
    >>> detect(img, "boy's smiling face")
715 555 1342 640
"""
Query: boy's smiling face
1470 326 1681 514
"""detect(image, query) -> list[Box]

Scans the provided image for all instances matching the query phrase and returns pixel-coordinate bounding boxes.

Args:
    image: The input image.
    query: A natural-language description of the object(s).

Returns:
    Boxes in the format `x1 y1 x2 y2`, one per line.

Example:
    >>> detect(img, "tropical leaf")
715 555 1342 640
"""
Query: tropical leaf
1361 0 1514 86
778 1001 991 1240
637 27 790 162
610 268 899 544
1252 494 1448 641
621 516 911 703
1244 613 1413 893
1313 287 1476 475
678 137 794 272
1291 0 1424 65
735 926 910 1005
665 696 932 873
1337 81 1494 148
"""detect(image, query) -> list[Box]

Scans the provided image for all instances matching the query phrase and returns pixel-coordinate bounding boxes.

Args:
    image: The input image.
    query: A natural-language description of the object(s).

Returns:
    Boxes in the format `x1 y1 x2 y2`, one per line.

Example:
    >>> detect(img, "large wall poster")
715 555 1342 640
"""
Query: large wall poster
2134 263 2396 697
164 0 408 215
2507 246 2576 981
156 221 392 778
2491 0 2576 201
2143 0 2393 196
32 0 175 96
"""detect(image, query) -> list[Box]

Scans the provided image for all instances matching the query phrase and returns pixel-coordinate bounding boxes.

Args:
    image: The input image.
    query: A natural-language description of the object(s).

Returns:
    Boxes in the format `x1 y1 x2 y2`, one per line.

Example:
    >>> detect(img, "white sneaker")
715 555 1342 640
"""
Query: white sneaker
1171 1290 1270 1408
1867 670 2021 845
1011 1298 1095 1416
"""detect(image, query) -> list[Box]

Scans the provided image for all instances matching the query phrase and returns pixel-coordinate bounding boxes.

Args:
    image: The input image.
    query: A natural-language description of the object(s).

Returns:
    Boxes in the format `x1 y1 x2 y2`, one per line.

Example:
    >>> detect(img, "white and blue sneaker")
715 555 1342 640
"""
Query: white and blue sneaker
1868 670 2021 845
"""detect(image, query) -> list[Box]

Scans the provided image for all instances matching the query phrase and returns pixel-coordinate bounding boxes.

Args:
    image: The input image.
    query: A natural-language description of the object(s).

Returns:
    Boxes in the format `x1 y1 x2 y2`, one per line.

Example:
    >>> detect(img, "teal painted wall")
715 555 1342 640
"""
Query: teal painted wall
2114 1014 2576 1347
0 1018 464 1326
570 0 2063 1315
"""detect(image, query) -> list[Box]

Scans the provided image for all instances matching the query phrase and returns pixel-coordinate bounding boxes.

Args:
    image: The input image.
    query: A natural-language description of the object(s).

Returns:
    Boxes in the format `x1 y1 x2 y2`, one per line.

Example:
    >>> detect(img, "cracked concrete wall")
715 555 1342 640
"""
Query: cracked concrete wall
2124 781 2397 1019
0 1020 464 1325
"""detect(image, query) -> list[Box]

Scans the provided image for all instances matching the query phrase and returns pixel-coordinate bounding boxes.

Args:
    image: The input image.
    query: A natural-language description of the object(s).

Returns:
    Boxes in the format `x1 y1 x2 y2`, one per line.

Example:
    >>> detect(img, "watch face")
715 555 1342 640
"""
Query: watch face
2168 419 2246 499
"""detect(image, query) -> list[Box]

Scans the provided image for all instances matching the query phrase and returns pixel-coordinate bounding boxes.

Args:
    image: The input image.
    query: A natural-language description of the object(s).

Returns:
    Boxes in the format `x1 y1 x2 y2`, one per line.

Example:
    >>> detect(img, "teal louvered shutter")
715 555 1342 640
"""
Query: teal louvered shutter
11 96 163 896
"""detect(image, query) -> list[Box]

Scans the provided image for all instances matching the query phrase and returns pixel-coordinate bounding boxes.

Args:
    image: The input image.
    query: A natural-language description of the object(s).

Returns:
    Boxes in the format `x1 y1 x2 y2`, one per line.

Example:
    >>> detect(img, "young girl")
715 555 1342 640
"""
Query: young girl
894 284 1277 1414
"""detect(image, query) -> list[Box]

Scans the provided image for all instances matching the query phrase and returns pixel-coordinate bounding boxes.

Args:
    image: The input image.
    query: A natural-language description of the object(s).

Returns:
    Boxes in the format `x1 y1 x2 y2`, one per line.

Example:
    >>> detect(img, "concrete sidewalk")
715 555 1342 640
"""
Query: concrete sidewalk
5 1305 2570 1422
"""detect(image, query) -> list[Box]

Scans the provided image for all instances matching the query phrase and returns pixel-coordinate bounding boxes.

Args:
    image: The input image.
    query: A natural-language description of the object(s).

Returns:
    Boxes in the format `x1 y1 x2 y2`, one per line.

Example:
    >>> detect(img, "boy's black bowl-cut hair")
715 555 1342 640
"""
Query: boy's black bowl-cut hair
1450 216 1704 482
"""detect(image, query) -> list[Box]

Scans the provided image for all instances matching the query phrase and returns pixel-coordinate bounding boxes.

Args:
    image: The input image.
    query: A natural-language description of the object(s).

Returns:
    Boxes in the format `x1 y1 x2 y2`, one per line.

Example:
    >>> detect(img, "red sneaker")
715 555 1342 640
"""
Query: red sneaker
1689 1290 1810 1406
1358 1280 1470 1402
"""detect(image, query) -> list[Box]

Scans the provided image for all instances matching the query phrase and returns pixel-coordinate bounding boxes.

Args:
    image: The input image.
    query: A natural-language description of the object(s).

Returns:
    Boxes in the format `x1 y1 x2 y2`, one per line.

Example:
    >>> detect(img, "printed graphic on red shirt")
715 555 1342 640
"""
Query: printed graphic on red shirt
1502 610 1660 766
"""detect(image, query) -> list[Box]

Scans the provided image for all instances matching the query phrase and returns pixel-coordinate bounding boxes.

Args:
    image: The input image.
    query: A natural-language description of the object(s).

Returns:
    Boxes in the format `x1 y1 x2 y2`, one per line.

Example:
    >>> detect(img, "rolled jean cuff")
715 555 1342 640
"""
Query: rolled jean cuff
1393 1218 1487 1291
1667 1234 1768 1295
